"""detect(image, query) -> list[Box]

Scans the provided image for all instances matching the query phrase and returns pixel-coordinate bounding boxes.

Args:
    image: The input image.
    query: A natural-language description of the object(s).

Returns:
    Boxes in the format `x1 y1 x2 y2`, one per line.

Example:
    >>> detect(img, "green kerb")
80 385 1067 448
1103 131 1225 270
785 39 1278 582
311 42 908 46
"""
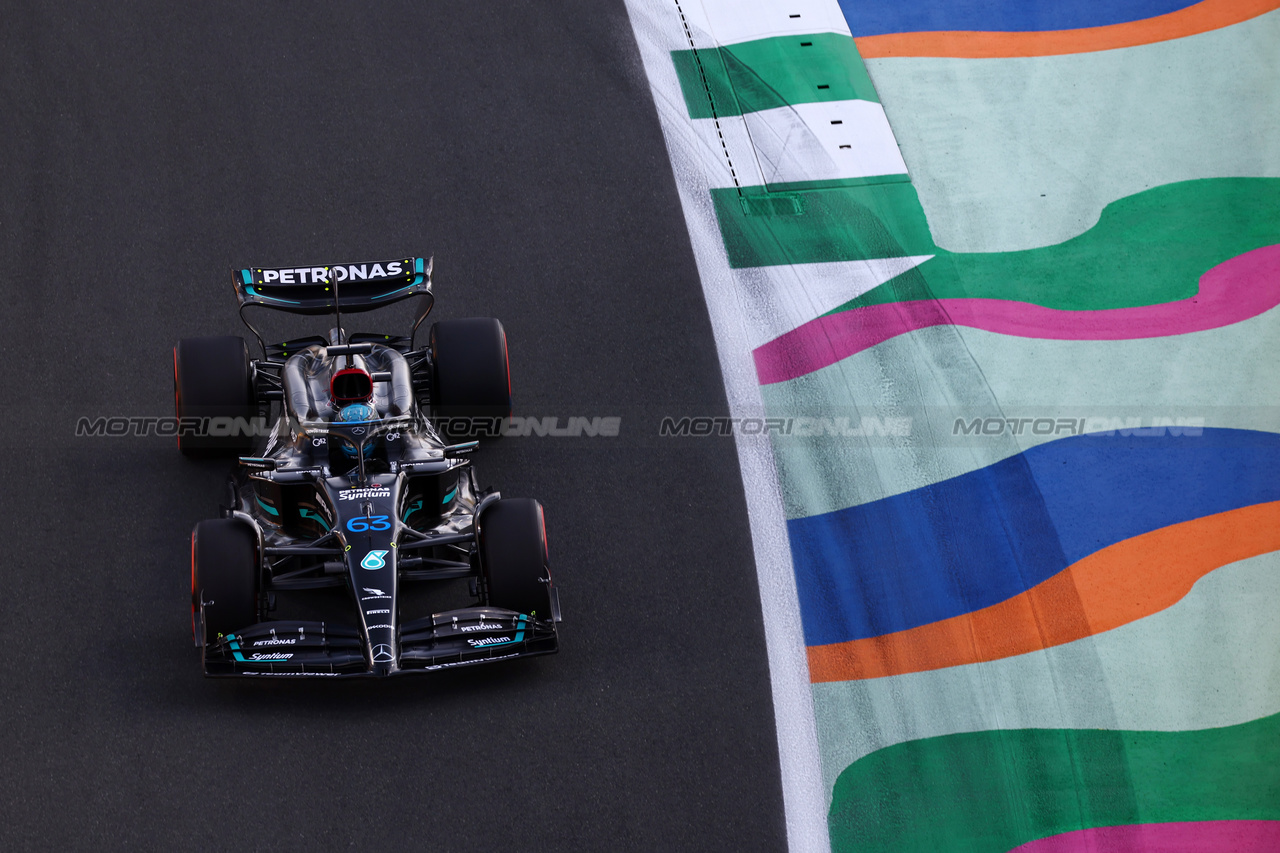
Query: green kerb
829 711 1280 853
672 33 880 120
711 181 935 268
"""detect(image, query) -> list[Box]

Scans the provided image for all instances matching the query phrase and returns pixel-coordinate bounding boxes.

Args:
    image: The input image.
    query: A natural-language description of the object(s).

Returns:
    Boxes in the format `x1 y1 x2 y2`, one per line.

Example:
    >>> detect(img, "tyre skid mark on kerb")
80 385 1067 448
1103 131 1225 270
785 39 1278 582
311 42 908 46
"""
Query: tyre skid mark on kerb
623 2 832 850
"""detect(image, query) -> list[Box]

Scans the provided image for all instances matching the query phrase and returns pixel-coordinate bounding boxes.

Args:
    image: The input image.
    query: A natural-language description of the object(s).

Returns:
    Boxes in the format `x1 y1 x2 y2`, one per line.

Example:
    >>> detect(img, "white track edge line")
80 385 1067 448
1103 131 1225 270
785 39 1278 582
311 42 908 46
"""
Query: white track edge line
622 2 832 851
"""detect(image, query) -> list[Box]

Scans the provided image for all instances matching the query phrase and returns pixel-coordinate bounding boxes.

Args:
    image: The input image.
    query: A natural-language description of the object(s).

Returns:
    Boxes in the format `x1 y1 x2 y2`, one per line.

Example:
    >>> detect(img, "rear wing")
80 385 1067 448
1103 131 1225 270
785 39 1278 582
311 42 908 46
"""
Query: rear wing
232 256 435 355
233 256 432 314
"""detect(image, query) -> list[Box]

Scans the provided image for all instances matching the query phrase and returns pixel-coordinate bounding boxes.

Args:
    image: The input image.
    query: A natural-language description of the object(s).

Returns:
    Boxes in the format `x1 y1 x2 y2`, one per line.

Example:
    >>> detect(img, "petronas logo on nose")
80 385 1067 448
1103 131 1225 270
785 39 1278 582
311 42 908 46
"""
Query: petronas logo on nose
361 550 389 570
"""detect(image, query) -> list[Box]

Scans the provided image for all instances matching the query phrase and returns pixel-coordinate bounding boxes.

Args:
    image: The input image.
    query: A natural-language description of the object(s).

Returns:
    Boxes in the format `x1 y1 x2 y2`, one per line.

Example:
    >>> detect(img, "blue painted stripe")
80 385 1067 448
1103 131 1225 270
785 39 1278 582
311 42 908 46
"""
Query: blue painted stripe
837 0 1198 37
789 428 1280 646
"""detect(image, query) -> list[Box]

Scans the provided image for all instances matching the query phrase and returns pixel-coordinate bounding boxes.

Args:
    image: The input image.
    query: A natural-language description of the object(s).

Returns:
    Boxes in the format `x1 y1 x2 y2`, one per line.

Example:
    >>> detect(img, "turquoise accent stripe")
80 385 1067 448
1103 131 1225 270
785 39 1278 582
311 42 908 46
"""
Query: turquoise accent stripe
415 257 424 274
298 507 330 531
442 487 457 504
402 499 424 522
484 615 528 647
256 496 280 517
228 634 247 662
240 269 252 284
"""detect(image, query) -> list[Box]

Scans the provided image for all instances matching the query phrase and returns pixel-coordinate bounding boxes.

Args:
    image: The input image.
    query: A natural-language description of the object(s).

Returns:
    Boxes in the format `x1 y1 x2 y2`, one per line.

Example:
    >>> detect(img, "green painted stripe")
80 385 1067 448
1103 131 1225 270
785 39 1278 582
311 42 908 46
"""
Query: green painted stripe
829 711 1280 853
711 181 934 268
672 32 880 120
831 178 1280 312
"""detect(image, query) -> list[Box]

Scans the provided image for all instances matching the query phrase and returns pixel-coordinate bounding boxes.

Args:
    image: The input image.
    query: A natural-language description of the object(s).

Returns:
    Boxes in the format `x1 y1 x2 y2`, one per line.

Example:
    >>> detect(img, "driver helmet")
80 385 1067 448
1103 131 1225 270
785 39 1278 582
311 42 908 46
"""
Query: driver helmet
335 402 378 458
331 366 373 405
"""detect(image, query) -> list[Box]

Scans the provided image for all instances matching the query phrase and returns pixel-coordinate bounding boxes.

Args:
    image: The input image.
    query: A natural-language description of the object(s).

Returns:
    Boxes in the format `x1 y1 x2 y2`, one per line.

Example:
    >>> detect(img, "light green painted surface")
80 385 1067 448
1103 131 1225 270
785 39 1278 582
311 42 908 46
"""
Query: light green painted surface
760 305 1280 517
862 10 1280 253
835 178 1280 312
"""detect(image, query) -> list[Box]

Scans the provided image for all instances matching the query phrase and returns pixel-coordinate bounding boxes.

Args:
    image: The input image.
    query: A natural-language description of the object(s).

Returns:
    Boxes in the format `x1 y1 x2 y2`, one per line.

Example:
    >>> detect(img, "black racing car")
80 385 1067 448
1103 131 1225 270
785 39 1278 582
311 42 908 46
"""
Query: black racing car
175 256 560 677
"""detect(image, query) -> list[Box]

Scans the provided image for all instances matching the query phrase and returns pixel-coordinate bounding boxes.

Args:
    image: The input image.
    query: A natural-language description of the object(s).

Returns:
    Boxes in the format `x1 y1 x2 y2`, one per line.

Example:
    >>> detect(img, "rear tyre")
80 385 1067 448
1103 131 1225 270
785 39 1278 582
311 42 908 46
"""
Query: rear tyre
192 518 259 642
174 336 256 455
430 318 511 439
478 498 551 618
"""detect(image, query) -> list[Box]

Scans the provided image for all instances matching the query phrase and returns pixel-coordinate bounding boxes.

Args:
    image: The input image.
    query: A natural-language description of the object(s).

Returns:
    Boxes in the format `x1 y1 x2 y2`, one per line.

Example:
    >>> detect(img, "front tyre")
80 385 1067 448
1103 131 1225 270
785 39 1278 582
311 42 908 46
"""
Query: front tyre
430 318 511 439
174 335 256 455
478 498 552 619
192 518 260 642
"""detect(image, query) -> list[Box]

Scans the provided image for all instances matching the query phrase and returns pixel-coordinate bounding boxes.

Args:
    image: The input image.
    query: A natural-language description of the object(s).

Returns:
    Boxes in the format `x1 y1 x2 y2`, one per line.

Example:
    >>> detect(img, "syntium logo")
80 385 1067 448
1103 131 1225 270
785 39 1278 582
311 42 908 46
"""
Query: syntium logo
258 261 406 284
467 636 513 648
339 487 391 501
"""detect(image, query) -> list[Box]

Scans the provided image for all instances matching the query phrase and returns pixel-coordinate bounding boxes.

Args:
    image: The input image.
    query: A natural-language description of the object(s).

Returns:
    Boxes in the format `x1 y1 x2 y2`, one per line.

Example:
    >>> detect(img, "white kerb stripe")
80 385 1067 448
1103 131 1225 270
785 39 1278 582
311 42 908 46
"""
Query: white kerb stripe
684 0 853 46
739 100 909 188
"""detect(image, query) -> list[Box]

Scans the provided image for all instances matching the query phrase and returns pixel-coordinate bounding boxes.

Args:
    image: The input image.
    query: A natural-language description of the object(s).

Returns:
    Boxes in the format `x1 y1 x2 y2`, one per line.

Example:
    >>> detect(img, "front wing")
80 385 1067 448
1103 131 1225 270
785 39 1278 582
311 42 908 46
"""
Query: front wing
202 607 558 677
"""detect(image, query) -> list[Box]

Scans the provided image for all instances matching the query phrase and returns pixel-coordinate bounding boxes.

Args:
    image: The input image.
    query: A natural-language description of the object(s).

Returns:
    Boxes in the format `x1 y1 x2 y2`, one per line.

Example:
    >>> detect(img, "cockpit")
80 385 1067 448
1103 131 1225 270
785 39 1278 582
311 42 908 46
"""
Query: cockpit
281 342 416 473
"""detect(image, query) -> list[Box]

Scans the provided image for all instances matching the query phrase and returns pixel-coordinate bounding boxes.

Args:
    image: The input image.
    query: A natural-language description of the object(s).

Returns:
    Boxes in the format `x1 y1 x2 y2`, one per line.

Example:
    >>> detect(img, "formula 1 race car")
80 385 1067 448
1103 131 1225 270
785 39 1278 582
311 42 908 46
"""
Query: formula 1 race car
175 257 560 677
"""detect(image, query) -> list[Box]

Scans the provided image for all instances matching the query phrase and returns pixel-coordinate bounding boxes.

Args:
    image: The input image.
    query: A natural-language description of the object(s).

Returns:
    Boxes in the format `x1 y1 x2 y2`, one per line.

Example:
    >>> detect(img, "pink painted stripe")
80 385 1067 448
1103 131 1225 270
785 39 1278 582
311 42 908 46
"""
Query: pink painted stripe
1009 820 1280 852
752 244 1280 385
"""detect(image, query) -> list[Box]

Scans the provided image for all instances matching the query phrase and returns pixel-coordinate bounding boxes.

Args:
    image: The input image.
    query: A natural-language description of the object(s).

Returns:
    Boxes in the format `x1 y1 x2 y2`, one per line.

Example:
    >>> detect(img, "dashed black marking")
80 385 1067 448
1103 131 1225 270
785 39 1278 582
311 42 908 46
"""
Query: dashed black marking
674 0 742 196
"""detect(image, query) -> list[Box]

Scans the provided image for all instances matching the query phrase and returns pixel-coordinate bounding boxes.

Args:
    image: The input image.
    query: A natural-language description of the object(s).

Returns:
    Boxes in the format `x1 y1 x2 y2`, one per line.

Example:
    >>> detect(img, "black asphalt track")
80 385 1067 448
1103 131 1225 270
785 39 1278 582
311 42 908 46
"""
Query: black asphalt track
0 3 786 850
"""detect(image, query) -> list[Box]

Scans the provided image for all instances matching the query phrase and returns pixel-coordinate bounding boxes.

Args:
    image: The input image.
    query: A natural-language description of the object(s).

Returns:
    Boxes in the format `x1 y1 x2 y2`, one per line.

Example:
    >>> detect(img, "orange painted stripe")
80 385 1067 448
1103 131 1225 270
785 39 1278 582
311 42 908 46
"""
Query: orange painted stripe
854 0 1280 59
807 500 1280 683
